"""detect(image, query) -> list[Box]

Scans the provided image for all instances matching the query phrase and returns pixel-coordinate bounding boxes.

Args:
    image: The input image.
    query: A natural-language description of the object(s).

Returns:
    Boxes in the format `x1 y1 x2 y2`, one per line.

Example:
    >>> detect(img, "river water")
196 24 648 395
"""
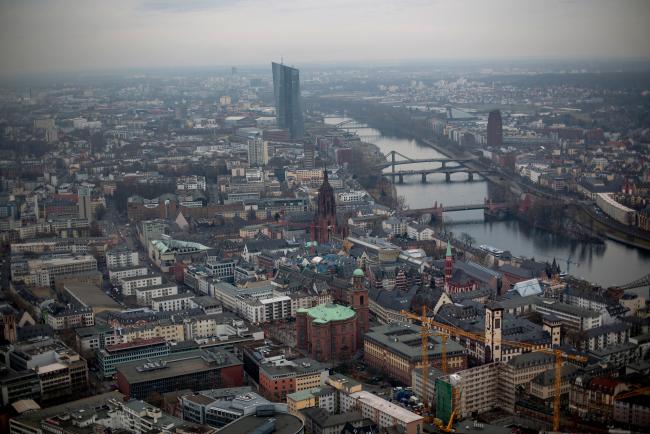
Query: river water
325 116 650 288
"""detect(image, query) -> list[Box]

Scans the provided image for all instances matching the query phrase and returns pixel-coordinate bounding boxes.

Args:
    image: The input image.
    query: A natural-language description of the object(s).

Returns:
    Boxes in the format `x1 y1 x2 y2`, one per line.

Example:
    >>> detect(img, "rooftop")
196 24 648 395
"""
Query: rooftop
350 390 423 424
219 411 303 434
364 323 465 361
297 303 356 324
117 349 240 384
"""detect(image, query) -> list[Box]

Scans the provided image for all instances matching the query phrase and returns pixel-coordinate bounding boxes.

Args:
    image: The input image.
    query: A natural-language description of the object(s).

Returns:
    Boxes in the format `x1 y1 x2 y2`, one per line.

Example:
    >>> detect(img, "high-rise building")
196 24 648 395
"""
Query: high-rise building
272 62 304 139
487 110 503 147
247 137 269 167
303 142 315 169
78 185 93 221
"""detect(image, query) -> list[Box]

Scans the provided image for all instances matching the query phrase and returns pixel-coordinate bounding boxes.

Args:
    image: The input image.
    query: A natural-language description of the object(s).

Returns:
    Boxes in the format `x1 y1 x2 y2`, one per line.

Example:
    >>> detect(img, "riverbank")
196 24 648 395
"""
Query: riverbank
321 112 650 286
336 109 649 248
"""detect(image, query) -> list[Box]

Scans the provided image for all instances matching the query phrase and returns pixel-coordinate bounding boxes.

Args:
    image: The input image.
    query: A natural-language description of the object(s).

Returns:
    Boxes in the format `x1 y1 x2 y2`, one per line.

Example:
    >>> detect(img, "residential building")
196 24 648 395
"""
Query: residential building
44 305 94 330
134 282 178 307
150 292 195 312
106 248 139 269
120 274 164 296
108 265 149 283
247 137 269 166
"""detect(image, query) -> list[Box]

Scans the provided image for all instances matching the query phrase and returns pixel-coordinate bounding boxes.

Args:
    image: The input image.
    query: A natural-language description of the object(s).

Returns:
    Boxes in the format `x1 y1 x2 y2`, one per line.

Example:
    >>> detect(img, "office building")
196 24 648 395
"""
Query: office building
363 323 466 385
63 282 121 313
137 219 167 247
97 337 170 378
9 391 215 434
116 349 243 400
11 254 97 287
0 368 41 406
487 110 503 147
4 338 88 402
272 62 304 139
259 358 330 403
180 388 280 428
220 410 304 434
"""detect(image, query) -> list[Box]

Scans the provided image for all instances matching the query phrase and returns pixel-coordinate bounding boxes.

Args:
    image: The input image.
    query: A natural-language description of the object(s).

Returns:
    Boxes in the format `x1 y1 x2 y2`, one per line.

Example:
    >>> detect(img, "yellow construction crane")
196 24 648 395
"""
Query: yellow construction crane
412 306 451 424
401 309 588 432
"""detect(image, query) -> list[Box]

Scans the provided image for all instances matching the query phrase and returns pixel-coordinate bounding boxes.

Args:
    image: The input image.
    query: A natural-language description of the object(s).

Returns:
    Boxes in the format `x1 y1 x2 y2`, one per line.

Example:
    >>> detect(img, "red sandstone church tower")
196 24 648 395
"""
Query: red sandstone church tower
313 167 338 243
350 268 369 348
444 242 453 290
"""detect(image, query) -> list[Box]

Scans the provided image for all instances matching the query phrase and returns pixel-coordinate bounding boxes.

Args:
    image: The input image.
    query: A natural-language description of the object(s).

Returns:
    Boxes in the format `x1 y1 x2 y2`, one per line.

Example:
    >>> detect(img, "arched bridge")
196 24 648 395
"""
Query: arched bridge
386 166 494 183
376 150 478 172
335 119 370 130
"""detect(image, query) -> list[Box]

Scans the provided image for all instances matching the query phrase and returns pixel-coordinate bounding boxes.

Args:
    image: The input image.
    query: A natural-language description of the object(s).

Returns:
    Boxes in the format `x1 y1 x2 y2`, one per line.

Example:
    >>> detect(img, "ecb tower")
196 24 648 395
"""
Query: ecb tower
272 62 304 139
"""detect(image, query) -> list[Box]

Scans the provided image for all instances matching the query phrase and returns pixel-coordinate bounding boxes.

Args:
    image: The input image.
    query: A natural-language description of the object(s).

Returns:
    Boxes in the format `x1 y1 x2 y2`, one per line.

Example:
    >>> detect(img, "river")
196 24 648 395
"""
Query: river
325 116 650 288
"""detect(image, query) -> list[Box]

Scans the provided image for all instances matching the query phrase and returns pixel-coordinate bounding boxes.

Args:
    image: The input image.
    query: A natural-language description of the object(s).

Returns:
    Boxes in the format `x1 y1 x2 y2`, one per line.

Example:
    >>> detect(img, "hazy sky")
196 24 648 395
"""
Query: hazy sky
1 0 649 76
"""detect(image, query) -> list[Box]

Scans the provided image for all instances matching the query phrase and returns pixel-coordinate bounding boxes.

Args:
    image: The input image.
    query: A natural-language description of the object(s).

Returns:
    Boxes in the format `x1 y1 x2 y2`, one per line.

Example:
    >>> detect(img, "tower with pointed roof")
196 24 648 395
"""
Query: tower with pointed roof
313 165 338 243
444 241 453 290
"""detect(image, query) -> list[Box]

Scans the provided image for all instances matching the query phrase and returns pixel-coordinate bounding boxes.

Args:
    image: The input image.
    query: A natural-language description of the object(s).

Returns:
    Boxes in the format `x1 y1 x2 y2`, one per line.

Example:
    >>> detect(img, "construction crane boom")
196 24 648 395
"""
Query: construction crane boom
400 309 587 432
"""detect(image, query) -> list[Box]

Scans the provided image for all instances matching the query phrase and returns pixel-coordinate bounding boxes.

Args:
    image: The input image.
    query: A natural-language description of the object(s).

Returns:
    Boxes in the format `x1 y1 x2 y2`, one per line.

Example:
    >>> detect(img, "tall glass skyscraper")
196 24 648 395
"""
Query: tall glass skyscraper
272 62 304 139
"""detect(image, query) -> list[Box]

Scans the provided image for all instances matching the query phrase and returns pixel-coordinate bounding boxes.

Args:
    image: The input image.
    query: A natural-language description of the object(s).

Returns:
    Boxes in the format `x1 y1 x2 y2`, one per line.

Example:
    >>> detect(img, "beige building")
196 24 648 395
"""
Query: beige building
343 391 423 434
364 324 466 385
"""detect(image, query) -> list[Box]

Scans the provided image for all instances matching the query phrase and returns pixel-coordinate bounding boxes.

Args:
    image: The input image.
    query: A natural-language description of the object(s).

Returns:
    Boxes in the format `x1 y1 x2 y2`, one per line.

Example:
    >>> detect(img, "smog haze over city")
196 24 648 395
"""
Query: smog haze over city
1 1 650 434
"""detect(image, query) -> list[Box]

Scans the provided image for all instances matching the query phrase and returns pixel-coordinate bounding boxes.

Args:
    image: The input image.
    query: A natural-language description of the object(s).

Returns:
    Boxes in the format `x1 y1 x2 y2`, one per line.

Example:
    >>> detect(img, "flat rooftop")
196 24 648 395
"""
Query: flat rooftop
64 283 121 310
351 390 422 424
219 412 303 434
117 349 240 384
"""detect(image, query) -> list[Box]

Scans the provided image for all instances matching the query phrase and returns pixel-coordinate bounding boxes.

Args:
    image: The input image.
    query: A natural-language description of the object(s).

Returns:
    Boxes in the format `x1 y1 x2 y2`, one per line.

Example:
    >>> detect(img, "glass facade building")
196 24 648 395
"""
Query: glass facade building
272 62 304 139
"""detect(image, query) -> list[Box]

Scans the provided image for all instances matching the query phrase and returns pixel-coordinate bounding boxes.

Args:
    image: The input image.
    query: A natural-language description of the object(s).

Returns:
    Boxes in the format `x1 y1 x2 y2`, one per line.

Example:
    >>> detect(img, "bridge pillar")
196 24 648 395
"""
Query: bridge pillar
421 174 427 183
398 174 404 184
468 172 474 181
445 173 451 182
391 151 396 174
441 161 446 169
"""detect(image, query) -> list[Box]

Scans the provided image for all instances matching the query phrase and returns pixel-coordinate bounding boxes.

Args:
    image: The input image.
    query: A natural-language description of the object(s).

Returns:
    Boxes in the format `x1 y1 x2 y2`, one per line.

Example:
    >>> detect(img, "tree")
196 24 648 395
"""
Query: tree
273 212 281 222
459 232 475 247
247 209 257 221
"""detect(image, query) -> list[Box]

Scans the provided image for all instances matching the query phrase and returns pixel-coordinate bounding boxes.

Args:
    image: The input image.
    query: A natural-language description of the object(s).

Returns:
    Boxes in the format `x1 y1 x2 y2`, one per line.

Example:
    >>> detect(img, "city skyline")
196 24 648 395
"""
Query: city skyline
1 0 650 77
